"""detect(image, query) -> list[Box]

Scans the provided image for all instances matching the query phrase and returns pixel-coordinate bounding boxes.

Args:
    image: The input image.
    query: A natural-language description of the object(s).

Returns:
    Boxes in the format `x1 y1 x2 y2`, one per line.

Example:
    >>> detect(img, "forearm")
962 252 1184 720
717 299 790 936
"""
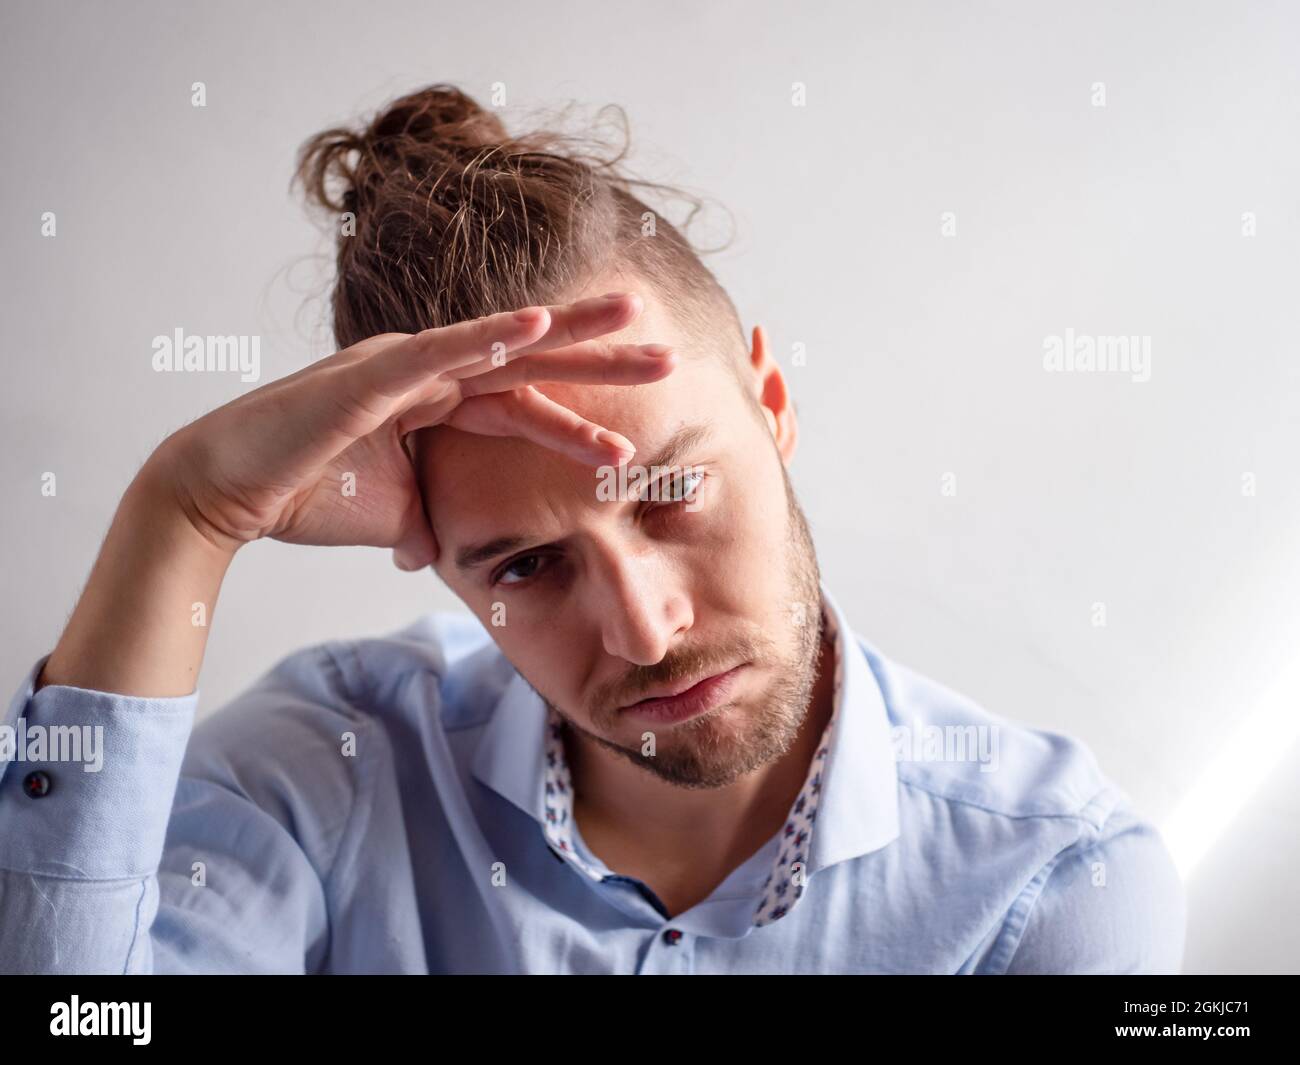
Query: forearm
37 458 238 698
1 468 331 972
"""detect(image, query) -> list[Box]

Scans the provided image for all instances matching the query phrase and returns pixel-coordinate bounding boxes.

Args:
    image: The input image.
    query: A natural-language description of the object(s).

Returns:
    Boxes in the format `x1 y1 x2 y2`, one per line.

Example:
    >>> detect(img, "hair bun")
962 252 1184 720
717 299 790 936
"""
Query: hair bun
293 81 735 358
368 84 509 153
294 84 508 217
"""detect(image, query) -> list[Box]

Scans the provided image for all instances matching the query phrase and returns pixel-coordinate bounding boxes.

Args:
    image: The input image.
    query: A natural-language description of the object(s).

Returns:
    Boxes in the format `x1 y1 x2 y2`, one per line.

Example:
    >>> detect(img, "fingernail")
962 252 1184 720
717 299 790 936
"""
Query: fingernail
641 344 673 357
600 291 629 300
513 307 545 323
595 429 635 455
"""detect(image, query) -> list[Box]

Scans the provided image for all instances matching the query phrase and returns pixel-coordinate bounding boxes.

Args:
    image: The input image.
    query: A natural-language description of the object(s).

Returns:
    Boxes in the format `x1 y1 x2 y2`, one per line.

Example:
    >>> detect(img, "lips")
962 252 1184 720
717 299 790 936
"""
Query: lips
625 669 727 706
617 665 746 725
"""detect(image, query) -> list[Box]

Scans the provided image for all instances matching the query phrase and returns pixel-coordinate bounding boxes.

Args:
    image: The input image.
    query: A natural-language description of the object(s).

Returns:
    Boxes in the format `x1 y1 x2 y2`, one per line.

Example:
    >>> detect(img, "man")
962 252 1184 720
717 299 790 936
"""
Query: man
0 85 1185 974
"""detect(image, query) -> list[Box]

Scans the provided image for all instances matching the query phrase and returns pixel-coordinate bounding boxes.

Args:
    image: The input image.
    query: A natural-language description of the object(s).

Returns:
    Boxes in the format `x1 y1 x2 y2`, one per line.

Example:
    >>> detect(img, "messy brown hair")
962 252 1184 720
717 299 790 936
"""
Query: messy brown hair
292 83 747 381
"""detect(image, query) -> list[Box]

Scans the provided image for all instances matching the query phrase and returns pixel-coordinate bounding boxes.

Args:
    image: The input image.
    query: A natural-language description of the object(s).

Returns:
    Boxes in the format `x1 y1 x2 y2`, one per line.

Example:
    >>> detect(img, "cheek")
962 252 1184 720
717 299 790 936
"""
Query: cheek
444 584 554 666
487 613 589 704
697 467 788 575
716 487 797 633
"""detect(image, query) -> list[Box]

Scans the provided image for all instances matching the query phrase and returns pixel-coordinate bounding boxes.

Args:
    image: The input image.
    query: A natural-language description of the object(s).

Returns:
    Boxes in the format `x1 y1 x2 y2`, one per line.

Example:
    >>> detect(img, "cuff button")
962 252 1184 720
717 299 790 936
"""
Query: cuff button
22 770 52 798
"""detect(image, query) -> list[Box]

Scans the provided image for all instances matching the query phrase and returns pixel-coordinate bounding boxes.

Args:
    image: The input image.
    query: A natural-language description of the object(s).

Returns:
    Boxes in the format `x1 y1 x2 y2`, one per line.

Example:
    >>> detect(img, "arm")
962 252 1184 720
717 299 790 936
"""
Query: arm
0 656 333 973
1 470 335 973
0 294 670 974
999 808 1187 974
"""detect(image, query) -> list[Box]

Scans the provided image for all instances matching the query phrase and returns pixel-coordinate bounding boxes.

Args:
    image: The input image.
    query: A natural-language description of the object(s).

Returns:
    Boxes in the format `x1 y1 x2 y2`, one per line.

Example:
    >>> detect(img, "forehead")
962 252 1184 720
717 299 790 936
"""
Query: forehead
414 297 740 551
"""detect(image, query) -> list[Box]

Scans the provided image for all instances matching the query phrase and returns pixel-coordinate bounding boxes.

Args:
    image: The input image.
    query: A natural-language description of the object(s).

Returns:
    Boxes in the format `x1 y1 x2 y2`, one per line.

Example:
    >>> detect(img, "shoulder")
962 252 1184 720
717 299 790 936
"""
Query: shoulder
998 803 1187 973
178 610 507 855
857 638 1185 973
861 640 1121 824
189 609 503 758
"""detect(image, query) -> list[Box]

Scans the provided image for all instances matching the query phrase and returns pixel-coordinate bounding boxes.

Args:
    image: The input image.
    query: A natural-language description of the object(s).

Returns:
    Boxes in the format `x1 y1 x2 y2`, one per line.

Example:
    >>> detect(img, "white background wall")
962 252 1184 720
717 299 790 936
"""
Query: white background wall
2 0 1296 974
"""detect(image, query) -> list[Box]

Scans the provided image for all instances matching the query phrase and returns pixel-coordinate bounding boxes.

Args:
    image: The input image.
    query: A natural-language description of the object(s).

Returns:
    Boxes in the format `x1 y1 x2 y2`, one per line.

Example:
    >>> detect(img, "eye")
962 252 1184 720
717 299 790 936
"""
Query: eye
493 553 550 587
491 471 708 589
648 469 706 508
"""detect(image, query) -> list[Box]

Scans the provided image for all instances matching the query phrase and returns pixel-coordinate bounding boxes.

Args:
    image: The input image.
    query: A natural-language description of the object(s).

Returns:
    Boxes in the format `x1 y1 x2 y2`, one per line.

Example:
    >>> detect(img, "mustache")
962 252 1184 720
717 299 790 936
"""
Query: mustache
594 634 766 715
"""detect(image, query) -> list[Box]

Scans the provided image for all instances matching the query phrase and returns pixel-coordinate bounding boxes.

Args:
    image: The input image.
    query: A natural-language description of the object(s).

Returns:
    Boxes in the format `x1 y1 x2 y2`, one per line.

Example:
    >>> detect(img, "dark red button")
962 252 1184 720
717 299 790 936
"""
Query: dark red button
662 928 683 945
22 770 52 798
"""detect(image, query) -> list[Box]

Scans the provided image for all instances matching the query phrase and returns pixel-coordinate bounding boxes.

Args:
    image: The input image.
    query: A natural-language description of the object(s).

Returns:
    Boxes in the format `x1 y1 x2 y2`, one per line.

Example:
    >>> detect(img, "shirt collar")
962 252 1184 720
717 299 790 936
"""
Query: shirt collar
471 580 901 924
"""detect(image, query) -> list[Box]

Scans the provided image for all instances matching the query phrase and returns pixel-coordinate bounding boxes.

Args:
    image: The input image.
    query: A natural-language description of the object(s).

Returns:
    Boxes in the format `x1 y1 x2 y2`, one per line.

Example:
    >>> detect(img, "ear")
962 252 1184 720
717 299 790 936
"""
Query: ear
748 325 798 465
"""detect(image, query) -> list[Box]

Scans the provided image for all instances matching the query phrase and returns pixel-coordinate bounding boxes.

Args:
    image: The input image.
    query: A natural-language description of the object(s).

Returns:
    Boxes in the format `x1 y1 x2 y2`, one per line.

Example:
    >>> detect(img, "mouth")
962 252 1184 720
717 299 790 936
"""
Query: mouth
617 665 747 725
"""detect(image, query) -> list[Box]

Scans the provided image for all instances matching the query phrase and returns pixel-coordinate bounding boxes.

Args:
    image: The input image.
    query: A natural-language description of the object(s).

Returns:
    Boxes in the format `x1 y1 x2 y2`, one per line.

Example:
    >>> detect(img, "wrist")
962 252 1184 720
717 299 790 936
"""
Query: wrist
38 456 239 697
127 446 244 565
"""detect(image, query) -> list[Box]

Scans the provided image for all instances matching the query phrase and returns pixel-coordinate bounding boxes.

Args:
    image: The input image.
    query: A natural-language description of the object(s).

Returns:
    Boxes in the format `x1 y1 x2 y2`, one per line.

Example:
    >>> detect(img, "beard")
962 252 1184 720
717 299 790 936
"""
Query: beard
539 464 826 790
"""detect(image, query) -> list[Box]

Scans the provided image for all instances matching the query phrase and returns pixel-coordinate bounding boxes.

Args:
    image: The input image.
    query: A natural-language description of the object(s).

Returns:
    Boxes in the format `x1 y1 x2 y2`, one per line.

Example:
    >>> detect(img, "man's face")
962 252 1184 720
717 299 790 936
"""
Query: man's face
417 282 824 789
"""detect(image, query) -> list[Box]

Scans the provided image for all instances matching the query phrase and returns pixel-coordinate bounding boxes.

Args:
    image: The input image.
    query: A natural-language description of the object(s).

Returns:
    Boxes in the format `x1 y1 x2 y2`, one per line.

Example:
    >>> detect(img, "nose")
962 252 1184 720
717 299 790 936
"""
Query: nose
589 546 693 666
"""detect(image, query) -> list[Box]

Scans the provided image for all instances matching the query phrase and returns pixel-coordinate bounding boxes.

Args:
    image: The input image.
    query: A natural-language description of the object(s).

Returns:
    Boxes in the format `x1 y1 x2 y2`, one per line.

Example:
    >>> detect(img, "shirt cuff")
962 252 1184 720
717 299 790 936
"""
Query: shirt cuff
0 653 199 880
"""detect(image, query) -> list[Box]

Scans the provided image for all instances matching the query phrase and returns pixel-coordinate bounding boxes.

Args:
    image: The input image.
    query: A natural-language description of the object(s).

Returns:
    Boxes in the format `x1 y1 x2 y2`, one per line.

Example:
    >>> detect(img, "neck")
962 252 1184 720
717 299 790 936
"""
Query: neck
563 617 837 909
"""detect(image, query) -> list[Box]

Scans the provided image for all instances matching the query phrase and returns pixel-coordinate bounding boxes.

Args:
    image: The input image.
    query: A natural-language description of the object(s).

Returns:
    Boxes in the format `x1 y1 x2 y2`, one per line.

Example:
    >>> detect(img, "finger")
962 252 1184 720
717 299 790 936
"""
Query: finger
441 388 637 467
391 505 439 572
507 291 645 357
456 342 676 396
354 306 554 400
315 332 413 372
258 332 414 393
351 291 643 401
393 385 465 438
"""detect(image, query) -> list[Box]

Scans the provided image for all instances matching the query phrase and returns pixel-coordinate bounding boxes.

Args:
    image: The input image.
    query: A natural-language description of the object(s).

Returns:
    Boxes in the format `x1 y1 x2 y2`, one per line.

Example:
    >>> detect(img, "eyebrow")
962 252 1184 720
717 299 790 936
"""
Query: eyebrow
453 422 716 572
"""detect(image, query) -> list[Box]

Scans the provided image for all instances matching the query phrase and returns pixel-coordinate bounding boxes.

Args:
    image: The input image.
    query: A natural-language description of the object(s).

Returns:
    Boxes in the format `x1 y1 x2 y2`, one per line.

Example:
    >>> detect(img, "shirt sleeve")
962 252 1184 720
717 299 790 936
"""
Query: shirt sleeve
998 804 1187 974
0 653 331 974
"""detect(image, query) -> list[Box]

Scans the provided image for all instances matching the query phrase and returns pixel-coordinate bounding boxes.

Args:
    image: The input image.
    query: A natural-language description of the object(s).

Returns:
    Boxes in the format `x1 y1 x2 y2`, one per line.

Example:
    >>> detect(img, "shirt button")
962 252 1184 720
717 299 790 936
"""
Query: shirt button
22 770 52 798
662 928 683 945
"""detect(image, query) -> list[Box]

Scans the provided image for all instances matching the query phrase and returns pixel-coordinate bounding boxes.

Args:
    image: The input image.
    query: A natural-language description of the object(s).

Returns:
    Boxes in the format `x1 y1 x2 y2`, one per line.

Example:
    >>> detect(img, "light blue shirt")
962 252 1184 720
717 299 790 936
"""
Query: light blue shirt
0 582 1185 973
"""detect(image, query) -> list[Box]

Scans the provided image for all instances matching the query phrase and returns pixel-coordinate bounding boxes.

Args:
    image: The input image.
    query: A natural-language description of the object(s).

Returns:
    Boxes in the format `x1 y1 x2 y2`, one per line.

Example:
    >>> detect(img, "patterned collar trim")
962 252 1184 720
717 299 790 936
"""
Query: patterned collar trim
540 596 845 928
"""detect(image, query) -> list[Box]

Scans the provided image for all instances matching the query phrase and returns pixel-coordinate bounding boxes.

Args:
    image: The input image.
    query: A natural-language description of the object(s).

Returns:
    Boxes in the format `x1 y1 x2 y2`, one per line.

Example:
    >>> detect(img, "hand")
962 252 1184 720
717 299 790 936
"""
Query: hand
149 292 674 569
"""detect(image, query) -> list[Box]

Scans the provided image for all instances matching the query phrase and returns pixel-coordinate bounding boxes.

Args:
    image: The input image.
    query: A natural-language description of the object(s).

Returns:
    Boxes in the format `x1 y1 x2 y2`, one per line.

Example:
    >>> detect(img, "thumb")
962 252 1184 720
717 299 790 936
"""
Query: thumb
391 509 438 572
